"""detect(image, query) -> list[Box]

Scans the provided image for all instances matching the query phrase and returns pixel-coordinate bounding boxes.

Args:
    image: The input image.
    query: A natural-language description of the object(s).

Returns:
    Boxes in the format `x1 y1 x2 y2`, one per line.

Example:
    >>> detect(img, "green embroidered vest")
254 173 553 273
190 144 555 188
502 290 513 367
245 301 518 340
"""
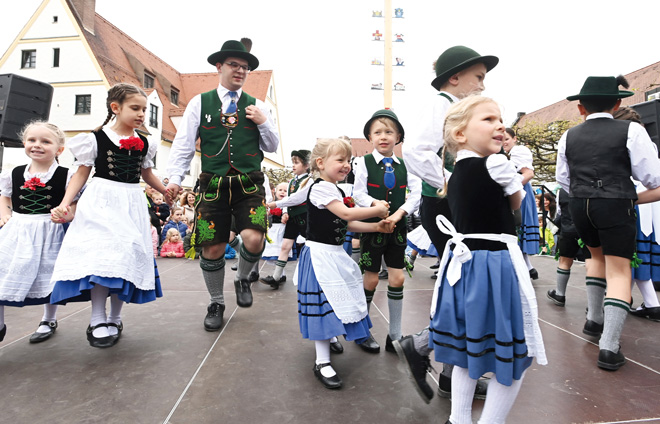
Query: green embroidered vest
422 92 454 197
363 154 407 224
199 90 262 176
287 174 310 217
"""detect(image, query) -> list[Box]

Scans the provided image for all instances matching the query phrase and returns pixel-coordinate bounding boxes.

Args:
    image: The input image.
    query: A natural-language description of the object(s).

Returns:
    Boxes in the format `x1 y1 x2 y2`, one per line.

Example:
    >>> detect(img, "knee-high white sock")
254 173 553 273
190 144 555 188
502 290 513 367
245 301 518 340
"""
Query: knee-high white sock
90 285 110 338
273 260 286 280
523 253 533 270
600 300 629 352
449 366 478 424
634 279 660 308
107 294 124 336
36 304 59 333
314 339 336 378
478 373 525 424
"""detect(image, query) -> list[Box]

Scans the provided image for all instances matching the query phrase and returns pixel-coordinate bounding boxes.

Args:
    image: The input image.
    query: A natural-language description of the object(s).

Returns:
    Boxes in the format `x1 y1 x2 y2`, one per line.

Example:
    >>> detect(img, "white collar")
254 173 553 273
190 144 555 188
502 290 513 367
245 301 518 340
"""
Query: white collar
24 160 59 180
371 150 400 165
455 149 482 162
217 84 243 100
586 112 613 121
439 91 460 103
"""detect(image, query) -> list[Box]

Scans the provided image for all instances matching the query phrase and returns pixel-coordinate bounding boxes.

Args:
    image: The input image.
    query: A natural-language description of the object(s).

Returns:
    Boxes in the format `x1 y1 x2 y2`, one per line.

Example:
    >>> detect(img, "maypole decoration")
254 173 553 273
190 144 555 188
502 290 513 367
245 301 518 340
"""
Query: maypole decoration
371 2 405 108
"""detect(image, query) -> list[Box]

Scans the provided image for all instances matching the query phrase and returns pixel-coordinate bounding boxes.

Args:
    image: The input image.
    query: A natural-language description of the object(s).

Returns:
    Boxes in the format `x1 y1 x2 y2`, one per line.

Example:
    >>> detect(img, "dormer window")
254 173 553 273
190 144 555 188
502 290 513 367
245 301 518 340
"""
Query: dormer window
144 72 154 89
21 50 36 68
171 88 179 106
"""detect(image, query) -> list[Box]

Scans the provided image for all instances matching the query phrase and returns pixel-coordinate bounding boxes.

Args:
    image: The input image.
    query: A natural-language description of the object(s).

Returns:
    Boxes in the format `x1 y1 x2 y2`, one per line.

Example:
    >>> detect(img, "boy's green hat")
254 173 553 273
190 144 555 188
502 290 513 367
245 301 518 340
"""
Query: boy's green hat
208 39 259 71
291 149 311 163
566 76 634 101
363 109 405 144
431 46 498 91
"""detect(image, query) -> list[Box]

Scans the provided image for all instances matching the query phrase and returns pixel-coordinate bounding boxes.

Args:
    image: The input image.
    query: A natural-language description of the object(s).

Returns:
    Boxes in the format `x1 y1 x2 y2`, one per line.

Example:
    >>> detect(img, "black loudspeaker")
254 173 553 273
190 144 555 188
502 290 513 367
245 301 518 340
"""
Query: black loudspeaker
0 74 54 147
631 99 660 152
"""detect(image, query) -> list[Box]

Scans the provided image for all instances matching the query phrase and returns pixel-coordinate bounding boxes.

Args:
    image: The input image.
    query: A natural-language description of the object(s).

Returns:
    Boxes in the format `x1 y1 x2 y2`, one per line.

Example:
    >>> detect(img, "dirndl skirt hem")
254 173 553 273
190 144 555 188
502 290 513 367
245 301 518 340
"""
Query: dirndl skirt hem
429 249 533 386
296 245 372 341
50 259 162 305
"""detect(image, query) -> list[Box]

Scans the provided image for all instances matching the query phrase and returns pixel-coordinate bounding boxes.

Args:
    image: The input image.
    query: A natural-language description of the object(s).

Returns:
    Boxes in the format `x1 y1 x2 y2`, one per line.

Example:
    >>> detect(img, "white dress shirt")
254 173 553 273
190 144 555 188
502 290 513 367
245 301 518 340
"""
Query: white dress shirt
353 151 422 215
556 113 660 193
166 84 279 186
403 91 458 189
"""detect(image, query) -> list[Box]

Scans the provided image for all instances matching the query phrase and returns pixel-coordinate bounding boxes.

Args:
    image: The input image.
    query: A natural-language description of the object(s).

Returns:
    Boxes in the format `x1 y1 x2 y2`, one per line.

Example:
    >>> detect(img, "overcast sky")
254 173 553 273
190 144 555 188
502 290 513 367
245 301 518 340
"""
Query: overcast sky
3 0 660 162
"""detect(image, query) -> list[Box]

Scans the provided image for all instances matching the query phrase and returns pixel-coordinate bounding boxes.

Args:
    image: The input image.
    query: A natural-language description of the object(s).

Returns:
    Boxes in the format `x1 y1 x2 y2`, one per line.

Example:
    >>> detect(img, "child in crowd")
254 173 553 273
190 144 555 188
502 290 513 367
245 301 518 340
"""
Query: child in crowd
160 228 185 258
398 96 546 423
151 192 170 225
296 138 393 390
539 215 554 255
353 109 421 354
0 122 80 344
263 150 312 289
50 83 167 349
161 207 188 243
262 182 292 286
556 76 660 370
145 184 162 239
398 45 498 403
503 128 540 279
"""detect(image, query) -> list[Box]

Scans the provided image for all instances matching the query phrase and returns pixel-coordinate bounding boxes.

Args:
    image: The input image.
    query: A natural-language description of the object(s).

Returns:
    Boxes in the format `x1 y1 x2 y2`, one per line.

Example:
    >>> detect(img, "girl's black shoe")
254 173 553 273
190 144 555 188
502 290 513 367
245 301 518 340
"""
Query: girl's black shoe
86 323 115 348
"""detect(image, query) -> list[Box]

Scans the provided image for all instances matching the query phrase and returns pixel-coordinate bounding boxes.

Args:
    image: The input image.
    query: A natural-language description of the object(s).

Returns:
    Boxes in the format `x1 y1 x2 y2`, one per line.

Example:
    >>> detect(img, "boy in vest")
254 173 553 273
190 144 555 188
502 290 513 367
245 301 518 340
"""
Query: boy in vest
353 109 421 354
262 150 312 289
166 39 279 332
556 75 660 370
396 46 497 403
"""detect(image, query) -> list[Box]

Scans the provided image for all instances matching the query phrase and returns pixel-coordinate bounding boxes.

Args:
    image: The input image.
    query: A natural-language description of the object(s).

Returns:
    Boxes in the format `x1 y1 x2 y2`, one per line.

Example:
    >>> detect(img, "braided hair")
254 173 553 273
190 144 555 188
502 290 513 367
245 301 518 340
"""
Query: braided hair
94 83 147 132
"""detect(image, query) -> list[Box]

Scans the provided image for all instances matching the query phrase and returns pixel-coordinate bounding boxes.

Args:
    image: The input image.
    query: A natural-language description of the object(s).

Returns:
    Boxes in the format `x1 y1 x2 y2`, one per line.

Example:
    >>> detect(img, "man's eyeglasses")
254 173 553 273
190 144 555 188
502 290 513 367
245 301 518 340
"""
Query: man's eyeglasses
224 61 251 73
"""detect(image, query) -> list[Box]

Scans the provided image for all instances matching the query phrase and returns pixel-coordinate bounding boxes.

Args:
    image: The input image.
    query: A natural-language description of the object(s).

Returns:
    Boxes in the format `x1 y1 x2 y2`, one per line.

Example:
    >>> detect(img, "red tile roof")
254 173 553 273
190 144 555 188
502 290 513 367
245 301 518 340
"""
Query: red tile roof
518 61 660 126
71 7 271 142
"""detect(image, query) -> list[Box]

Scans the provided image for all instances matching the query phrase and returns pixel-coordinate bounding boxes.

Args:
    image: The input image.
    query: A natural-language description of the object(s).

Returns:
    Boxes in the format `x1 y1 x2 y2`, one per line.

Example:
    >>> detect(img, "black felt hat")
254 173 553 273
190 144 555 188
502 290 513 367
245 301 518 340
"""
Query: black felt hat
431 46 498 91
566 76 634 101
207 38 259 71
363 109 405 144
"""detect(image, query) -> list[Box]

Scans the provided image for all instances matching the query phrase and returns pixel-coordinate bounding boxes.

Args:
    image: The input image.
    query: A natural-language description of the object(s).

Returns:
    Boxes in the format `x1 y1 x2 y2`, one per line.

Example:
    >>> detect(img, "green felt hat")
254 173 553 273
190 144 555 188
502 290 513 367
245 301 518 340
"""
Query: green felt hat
291 149 311 163
363 109 405 144
566 76 634 101
207 39 259 71
431 46 498 91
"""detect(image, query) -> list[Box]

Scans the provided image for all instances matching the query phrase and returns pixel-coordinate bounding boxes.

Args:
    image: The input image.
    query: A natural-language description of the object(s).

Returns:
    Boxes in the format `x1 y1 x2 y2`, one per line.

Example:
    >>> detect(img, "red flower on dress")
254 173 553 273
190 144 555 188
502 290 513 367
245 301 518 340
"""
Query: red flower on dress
119 136 144 151
21 177 46 191
269 207 283 216
343 197 355 208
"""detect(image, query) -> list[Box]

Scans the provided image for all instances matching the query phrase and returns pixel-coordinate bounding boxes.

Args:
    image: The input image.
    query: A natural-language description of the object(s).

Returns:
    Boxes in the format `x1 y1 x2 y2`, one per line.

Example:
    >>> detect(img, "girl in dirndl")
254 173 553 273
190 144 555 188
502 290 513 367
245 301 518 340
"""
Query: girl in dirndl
50 83 168 348
0 122 80 344
503 127 540 280
295 137 392 390
430 97 546 424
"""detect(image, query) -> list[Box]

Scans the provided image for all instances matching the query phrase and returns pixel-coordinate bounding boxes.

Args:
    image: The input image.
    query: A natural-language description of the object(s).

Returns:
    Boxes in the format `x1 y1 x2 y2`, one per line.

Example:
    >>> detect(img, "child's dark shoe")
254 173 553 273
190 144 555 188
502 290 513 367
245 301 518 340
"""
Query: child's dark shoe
29 320 57 344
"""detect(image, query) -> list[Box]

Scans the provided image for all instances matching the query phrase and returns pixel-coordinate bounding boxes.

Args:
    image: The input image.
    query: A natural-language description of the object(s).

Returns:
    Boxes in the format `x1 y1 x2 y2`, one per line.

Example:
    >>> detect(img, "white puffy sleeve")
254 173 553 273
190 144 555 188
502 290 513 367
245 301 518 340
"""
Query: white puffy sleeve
0 170 12 198
309 181 342 209
509 145 534 171
486 154 524 197
142 136 159 169
68 132 98 167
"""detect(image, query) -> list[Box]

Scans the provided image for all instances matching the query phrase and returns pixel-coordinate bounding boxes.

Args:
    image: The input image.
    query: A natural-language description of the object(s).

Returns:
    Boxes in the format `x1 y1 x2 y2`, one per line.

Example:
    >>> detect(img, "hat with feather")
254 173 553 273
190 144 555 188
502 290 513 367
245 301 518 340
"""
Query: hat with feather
208 38 259 71
566 75 633 101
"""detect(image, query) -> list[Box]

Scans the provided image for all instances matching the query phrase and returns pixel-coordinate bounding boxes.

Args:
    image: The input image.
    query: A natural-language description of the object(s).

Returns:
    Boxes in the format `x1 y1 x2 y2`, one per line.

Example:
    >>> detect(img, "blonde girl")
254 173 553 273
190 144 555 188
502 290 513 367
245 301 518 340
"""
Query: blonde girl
50 83 167 349
427 96 546 424
295 138 392 389
0 121 79 344
160 228 185 258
